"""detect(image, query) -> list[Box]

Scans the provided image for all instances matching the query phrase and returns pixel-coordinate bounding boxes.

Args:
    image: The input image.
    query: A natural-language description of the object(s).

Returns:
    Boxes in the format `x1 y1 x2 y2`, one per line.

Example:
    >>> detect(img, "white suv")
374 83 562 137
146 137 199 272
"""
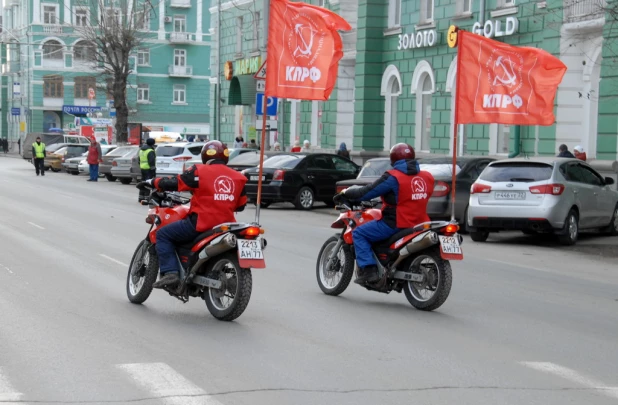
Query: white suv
155 142 205 176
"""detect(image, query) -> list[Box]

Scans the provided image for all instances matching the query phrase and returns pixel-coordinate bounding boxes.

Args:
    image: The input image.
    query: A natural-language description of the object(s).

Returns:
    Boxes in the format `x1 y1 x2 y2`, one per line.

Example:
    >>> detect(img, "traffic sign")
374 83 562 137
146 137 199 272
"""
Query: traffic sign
256 80 265 92
255 119 278 131
254 61 266 79
256 93 278 116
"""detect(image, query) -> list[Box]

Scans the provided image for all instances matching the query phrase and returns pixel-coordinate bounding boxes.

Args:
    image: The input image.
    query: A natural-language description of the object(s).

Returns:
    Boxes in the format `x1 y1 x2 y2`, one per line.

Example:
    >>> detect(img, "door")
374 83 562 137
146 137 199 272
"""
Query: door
579 164 611 225
563 163 597 228
305 155 336 200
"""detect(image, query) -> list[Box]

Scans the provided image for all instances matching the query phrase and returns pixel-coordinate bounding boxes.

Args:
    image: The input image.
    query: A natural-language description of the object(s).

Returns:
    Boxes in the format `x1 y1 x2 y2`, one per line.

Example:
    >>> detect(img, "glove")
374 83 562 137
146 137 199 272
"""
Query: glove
333 191 345 204
136 179 155 190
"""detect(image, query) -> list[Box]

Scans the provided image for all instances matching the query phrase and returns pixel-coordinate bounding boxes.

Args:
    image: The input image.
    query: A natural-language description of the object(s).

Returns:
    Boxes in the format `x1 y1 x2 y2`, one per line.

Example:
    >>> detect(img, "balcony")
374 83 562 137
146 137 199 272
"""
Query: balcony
168 65 193 77
42 24 63 34
170 0 191 7
169 32 195 43
564 0 605 22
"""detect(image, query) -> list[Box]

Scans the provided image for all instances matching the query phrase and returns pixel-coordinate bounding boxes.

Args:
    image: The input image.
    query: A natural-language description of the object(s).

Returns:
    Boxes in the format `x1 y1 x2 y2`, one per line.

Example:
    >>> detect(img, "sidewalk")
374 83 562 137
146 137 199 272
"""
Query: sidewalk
0 151 23 159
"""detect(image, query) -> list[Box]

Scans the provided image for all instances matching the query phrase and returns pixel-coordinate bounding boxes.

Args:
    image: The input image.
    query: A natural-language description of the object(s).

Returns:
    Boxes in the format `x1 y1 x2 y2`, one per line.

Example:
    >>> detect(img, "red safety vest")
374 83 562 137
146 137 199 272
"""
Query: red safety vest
178 164 248 232
386 169 435 228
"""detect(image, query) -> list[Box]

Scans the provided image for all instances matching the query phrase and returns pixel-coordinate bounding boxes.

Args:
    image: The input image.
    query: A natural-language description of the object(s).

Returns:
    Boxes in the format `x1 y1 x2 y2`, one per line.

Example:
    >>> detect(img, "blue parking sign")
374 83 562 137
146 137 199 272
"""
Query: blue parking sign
256 93 278 116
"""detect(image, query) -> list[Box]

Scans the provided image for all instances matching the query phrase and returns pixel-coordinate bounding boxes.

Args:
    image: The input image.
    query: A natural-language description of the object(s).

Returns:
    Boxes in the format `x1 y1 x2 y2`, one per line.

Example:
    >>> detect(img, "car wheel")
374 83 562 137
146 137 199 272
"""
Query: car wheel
557 209 579 246
294 186 314 210
601 204 618 236
105 174 117 182
70 171 79 176
470 230 489 242
51 168 61 173
119 178 132 185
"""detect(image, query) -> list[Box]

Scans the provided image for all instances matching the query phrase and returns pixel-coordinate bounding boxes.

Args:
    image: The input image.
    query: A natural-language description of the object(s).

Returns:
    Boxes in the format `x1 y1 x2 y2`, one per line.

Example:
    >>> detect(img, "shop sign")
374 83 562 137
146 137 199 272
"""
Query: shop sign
472 17 519 39
398 29 438 50
62 105 102 115
234 56 262 76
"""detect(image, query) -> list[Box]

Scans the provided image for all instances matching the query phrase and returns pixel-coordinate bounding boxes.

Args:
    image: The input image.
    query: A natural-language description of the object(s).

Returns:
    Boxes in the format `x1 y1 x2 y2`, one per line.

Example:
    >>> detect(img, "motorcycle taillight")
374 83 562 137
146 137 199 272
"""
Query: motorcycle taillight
145 215 154 224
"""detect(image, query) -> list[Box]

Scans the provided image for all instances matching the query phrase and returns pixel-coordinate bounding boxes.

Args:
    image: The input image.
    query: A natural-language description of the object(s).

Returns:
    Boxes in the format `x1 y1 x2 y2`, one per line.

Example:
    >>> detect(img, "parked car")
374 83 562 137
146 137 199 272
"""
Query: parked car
467 157 618 245
63 145 117 175
182 147 262 171
44 144 90 172
111 148 140 184
336 157 495 230
22 133 89 160
154 142 205 177
243 153 360 210
101 145 138 182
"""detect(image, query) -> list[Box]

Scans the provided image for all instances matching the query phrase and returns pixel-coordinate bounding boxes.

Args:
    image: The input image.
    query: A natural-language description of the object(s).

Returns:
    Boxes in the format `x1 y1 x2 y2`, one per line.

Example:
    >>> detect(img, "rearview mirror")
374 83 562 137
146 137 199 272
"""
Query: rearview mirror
604 177 615 185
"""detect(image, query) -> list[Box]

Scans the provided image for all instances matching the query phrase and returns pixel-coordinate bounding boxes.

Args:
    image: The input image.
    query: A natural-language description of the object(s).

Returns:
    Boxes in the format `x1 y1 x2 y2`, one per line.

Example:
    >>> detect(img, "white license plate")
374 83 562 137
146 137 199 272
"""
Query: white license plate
439 235 462 255
250 176 265 181
495 192 526 200
238 239 263 259
158 163 169 168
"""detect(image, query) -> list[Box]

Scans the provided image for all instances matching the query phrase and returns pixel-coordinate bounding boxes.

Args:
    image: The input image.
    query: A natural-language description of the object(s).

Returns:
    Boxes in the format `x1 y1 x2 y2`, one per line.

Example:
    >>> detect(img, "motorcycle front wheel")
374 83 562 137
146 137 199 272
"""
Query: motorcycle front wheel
126 240 159 304
403 248 452 311
203 253 252 321
316 236 354 296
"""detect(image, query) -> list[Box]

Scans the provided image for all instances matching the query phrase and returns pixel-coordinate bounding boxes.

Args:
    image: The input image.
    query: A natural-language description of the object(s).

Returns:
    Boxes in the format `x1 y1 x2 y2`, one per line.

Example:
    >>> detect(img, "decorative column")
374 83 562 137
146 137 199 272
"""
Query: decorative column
196 0 203 42
33 0 41 23
64 0 71 24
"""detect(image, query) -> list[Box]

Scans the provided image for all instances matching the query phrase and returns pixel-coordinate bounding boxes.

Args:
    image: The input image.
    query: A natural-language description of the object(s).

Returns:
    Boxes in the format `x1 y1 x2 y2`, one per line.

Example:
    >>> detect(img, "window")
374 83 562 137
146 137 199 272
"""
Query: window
43 40 63 60
174 49 186 66
457 0 472 14
74 41 95 62
135 10 150 30
74 76 96 99
421 0 434 22
173 84 186 103
43 75 63 98
579 165 604 186
359 159 392 177
498 0 515 7
174 15 186 32
104 8 120 26
236 17 243 54
137 48 150 66
331 156 357 173
43 4 58 24
317 0 325 6
252 12 260 51
420 75 432 151
74 7 88 26
481 162 553 182
388 0 402 27
497 124 510 154
137 84 150 102
308 156 335 170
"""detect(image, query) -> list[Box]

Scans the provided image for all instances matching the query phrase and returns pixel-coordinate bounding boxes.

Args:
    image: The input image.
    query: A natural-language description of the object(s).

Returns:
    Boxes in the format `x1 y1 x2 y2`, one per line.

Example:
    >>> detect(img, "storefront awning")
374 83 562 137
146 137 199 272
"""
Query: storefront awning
228 75 257 106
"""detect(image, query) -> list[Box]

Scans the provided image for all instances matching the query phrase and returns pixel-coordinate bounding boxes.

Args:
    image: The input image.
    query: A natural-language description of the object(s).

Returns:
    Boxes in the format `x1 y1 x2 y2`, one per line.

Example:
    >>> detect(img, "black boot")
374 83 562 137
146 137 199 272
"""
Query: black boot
354 265 380 285
153 272 180 289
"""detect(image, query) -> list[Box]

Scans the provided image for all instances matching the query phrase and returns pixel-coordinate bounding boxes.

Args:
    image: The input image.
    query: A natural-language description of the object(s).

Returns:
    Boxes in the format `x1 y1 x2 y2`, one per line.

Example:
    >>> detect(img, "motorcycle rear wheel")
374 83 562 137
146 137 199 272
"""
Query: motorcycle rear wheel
126 240 159 304
203 253 252 321
316 236 354 296
403 248 452 311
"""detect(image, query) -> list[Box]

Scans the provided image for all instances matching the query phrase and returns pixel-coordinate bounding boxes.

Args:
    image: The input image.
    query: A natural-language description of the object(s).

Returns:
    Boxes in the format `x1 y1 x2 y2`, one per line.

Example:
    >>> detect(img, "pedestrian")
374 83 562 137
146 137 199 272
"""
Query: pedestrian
336 142 350 159
32 136 46 176
557 144 575 158
272 142 281 151
18 138 21 155
2 138 7 153
233 137 243 148
248 139 259 149
291 140 301 153
573 145 587 161
301 140 311 152
138 138 157 202
86 137 103 182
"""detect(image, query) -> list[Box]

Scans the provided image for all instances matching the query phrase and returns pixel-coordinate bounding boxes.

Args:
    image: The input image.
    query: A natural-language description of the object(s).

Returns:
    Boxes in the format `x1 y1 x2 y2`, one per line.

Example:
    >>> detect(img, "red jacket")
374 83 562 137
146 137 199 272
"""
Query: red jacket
387 169 434 228
574 151 587 161
87 143 102 164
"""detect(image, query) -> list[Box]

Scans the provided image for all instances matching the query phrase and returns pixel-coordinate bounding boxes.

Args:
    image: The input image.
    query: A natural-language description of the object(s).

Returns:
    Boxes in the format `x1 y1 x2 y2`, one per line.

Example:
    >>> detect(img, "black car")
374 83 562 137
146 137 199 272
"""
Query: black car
335 156 495 230
227 150 283 172
244 153 360 210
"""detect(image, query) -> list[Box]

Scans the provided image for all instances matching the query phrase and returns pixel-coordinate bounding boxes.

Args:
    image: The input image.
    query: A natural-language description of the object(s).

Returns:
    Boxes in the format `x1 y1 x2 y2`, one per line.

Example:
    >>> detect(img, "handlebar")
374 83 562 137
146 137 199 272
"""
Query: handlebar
335 198 379 212
148 191 190 207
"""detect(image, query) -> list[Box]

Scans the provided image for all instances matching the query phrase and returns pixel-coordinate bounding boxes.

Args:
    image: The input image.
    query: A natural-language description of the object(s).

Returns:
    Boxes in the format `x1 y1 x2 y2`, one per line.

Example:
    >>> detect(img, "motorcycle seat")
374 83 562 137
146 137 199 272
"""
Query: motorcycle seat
176 229 216 250
372 228 418 249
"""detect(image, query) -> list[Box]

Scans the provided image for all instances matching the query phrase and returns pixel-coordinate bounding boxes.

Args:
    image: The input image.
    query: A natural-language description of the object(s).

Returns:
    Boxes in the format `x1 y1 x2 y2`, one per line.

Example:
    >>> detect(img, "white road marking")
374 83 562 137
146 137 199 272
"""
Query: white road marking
0 366 24 402
521 361 618 399
99 254 129 267
27 221 45 230
117 363 222 405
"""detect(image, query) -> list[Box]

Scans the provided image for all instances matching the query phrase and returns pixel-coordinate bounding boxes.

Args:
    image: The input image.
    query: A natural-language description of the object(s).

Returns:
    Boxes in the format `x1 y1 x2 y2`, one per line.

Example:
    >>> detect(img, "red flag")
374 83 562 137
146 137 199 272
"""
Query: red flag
266 0 351 100
456 30 566 126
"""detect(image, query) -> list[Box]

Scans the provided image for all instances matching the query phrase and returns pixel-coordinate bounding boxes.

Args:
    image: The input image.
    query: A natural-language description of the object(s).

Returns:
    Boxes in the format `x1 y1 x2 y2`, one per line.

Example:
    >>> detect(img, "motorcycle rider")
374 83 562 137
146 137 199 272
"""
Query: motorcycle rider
334 143 434 285
137 140 248 288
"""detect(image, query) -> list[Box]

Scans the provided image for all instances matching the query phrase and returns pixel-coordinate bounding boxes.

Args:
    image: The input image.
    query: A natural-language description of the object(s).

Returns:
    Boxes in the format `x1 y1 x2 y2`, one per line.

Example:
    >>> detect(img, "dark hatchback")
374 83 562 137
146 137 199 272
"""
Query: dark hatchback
335 156 495 230
243 153 360 210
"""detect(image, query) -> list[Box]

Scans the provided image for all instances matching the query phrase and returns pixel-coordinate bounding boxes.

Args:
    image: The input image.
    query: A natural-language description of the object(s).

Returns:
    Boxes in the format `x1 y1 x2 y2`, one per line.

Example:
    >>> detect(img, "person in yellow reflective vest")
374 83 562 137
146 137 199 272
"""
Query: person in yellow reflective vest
31 136 46 176
138 138 157 202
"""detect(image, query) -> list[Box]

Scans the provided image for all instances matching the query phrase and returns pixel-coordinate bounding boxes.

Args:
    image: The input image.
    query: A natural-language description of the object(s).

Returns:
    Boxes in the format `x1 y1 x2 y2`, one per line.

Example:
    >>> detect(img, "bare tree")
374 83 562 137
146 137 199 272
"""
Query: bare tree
74 0 153 143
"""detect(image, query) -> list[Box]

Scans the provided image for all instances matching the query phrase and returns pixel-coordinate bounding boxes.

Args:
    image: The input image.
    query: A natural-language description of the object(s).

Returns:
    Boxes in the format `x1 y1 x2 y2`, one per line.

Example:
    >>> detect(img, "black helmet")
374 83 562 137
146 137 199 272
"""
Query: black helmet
146 138 155 146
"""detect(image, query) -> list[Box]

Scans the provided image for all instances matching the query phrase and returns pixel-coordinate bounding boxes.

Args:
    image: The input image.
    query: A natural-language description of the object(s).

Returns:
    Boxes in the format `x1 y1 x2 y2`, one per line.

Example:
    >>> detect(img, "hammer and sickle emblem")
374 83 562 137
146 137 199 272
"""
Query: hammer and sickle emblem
492 56 517 87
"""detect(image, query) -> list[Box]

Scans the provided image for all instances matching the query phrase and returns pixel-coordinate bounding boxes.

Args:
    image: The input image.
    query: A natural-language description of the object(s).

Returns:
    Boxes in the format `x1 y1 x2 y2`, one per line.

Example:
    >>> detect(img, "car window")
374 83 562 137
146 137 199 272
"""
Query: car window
107 146 134 156
52 147 68 155
359 160 392 177
156 146 185 157
188 146 203 155
474 161 490 178
307 156 335 170
480 162 553 182
419 163 462 177
561 163 586 183
330 156 357 172
263 155 301 169
228 151 259 165
67 145 89 156
47 144 66 153
579 165 604 186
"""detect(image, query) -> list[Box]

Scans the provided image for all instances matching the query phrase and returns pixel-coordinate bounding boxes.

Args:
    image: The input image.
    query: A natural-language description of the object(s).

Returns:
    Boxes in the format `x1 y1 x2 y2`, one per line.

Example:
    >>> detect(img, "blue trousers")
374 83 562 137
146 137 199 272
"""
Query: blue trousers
89 164 99 181
352 220 398 268
156 218 200 274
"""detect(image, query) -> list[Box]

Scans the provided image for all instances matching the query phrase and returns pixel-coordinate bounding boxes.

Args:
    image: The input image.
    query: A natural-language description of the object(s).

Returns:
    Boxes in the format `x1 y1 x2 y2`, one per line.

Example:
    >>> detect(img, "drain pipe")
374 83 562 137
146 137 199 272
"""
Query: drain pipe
480 0 485 28
508 125 521 158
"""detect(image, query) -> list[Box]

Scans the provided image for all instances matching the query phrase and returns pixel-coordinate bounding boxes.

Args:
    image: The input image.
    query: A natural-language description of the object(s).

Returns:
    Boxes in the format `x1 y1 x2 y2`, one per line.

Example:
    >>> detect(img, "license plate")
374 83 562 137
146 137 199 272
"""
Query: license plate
439 235 463 260
250 176 265 181
238 239 263 259
495 192 526 200
158 163 169 168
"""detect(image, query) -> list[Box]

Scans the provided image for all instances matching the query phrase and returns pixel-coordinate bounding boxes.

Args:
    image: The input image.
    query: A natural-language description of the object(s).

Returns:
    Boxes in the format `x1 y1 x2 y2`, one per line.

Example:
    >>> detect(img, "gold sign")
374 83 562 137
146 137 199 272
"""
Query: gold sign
224 61 234 80
234 56 262 76
447 25 459 48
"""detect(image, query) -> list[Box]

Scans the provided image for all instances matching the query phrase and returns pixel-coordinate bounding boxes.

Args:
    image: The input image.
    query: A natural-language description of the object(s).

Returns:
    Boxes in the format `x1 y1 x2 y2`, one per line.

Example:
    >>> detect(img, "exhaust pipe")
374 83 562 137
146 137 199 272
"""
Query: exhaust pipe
189 234 237 275
391 231 439 268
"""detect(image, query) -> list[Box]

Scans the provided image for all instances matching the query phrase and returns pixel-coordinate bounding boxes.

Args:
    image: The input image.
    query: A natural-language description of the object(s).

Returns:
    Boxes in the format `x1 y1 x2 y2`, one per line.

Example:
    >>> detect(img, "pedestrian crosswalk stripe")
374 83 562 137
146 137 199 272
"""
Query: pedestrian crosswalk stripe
0 366 23 402
116 362 223 405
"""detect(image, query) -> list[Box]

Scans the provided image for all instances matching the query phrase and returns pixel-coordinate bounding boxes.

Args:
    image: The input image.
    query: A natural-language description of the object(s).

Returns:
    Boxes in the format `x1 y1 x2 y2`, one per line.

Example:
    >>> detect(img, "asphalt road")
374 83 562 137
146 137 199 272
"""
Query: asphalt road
1 157 617 405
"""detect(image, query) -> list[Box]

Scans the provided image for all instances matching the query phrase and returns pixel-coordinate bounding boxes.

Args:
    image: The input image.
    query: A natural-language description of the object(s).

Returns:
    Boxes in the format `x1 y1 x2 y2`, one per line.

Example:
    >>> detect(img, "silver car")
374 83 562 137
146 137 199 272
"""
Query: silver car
467 157 618 245
155 142 205 177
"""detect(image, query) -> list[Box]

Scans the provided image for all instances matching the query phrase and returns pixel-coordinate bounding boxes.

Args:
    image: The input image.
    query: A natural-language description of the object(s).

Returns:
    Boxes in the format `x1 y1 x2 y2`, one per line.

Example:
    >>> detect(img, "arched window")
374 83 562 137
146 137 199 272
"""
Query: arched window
411 61 435 152
74 41 95 62
43 40 63 60
381 65 402 151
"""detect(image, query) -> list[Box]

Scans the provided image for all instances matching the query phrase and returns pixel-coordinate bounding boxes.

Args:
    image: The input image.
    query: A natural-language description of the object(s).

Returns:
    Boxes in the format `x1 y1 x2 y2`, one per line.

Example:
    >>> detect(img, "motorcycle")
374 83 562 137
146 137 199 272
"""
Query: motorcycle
126 190 267 321
316 197 463 311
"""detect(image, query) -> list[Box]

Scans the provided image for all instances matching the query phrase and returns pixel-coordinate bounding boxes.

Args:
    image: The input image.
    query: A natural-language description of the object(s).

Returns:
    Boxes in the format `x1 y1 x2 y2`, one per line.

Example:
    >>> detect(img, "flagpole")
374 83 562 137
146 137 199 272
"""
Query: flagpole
255 92 268 224
451 29 464 223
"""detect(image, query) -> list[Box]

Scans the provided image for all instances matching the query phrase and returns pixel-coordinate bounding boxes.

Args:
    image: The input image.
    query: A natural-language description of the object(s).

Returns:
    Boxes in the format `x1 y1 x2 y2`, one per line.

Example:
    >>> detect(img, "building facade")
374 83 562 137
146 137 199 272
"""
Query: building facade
1 0 212 146
210 0 617 161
